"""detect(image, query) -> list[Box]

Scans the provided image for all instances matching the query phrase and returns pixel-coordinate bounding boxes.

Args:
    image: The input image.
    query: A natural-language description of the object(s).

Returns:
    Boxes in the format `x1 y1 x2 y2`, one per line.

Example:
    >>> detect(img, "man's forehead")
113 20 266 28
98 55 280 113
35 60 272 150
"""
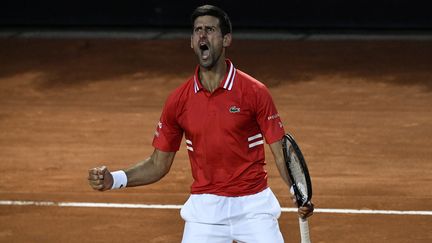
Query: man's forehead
193 15 220 27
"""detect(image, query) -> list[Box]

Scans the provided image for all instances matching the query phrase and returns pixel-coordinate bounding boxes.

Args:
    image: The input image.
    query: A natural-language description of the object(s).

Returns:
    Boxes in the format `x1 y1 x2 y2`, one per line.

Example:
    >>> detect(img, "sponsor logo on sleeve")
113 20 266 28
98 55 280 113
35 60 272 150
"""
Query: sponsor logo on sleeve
154 121 163 138
267 114 280 120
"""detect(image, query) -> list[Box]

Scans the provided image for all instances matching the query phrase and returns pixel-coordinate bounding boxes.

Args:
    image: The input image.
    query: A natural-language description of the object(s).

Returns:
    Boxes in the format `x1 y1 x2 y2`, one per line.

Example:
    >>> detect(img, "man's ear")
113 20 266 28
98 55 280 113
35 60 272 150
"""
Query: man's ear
223 33 232 47
190 36 193 49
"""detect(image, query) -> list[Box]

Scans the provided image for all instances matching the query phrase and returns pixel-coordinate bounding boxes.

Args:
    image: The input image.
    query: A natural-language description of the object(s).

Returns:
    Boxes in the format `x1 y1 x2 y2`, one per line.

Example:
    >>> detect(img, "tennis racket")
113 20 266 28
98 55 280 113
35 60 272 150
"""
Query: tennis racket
282 133 313 243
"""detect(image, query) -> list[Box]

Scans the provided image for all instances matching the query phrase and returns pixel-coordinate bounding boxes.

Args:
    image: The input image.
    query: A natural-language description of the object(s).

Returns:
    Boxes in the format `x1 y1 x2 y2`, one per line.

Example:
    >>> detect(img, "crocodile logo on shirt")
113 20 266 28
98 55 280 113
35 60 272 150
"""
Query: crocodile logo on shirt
229 106 241 113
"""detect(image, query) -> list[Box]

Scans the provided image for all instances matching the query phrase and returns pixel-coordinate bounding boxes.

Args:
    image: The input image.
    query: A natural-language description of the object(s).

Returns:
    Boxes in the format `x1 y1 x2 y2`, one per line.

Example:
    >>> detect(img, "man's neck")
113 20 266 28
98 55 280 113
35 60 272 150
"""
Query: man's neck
199 59 227 93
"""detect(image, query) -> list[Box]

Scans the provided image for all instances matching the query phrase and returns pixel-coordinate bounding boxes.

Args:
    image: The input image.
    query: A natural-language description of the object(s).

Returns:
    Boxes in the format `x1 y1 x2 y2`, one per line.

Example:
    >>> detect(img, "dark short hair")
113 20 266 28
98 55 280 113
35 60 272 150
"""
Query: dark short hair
191 5 232 36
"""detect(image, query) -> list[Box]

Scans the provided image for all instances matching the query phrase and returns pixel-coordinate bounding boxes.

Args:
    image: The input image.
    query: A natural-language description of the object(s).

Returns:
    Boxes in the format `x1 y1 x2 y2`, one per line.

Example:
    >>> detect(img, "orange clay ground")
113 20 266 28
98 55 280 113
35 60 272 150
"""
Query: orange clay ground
0 38 431 242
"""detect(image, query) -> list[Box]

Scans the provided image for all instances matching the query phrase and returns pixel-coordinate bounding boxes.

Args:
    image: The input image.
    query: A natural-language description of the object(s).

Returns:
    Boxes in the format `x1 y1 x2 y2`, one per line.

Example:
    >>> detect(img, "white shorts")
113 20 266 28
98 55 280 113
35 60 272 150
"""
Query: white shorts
180 187 284 243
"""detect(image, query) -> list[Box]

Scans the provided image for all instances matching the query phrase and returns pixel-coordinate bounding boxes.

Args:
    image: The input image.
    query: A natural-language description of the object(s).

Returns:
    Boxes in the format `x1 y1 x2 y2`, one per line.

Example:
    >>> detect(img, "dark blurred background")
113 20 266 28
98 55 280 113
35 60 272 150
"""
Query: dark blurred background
1 0 431 31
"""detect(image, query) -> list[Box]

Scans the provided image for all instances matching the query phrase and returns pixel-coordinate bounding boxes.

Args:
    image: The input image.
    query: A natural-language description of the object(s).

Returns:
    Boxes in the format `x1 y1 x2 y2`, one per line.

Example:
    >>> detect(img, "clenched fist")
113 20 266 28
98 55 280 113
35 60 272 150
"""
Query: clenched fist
88 166 113 191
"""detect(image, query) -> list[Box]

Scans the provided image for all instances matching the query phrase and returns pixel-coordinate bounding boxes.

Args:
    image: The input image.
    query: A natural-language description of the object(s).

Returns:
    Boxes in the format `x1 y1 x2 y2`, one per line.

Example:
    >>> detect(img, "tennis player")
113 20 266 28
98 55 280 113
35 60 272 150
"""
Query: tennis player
88 5 314 242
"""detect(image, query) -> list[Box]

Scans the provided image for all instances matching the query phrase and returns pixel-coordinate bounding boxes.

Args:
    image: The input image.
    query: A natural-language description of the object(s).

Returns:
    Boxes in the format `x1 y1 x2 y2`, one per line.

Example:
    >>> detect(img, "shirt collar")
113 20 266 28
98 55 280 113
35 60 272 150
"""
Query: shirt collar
193 59 237 93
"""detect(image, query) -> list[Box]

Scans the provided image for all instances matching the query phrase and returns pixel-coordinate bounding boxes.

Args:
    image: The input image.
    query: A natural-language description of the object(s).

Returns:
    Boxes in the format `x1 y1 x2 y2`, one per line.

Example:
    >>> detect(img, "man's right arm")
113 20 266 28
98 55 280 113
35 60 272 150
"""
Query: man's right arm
88 149 176 191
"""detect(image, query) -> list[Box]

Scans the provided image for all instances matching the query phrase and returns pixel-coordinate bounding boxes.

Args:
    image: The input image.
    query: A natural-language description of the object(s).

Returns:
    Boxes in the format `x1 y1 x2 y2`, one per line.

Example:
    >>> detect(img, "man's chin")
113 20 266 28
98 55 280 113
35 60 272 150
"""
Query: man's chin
199 58 214 69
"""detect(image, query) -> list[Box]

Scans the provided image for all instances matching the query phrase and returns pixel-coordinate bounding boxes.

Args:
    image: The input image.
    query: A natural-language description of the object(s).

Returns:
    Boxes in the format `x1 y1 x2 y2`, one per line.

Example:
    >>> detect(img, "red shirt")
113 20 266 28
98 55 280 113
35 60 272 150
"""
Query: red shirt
152 60 285 196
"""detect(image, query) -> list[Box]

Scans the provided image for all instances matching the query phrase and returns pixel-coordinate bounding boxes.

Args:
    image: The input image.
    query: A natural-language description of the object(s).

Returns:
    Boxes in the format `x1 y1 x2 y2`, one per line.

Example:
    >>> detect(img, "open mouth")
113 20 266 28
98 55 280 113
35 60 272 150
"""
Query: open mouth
199 43 210 59
199 43 209 51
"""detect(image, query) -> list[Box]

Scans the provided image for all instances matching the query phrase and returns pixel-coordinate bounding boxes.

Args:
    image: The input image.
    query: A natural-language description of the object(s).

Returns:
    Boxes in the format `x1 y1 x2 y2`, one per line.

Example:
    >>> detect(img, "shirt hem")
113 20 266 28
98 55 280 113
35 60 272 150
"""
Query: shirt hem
190 184 269 197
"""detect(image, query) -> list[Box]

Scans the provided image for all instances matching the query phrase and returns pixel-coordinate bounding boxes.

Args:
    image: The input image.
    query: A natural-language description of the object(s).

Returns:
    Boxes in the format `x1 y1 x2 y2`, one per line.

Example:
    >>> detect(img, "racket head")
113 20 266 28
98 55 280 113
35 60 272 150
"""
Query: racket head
282 133 312 207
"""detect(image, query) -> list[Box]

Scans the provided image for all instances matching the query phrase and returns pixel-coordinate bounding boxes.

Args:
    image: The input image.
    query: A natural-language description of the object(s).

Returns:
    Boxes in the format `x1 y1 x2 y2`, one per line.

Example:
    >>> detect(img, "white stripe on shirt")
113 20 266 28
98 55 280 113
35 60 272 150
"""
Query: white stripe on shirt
248 133 263 142
223 63 234 89
227 69 236 91
194 76 199 93
249 140 264 148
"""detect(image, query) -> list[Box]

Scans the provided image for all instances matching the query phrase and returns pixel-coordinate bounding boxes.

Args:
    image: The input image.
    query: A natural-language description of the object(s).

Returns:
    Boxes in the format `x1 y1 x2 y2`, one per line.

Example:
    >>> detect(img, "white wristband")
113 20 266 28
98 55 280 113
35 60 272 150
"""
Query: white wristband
111 170 128 189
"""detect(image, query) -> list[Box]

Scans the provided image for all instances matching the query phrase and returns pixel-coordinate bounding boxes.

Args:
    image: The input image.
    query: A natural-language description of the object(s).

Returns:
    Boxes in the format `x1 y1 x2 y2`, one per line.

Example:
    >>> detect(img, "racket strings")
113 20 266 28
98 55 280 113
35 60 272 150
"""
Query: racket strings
288 148 309 202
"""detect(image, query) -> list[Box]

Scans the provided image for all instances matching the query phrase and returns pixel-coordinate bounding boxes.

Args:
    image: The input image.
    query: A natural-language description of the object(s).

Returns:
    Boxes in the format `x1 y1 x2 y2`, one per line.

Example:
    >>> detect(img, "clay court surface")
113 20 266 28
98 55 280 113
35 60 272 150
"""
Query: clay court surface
0 36 431 242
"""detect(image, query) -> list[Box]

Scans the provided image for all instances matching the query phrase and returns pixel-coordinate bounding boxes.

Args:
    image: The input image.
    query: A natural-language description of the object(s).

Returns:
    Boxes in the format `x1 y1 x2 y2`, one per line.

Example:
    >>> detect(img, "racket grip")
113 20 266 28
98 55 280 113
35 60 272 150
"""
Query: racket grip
299 217 311 243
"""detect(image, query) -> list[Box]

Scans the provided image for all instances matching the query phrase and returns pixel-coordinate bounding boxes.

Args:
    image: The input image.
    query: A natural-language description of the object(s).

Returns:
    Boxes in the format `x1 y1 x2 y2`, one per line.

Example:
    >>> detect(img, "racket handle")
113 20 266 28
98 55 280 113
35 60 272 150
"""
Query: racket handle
299 217 311 243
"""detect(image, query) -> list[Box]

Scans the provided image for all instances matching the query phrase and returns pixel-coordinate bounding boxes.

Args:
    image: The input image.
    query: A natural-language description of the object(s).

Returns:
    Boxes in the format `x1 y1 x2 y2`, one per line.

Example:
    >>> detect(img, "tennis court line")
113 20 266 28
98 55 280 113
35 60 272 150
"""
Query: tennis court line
1 200 431 216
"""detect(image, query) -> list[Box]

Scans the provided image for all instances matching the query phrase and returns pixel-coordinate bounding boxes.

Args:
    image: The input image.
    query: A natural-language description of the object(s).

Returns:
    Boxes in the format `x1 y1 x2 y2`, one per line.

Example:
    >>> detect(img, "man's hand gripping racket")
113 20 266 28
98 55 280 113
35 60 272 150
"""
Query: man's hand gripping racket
282 133 314 243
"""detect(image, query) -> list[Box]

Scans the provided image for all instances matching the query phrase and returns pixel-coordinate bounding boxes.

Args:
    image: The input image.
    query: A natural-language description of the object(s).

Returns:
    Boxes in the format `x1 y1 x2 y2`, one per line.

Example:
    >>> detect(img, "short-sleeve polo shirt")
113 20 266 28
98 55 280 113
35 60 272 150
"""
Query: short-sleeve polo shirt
152 60 285 196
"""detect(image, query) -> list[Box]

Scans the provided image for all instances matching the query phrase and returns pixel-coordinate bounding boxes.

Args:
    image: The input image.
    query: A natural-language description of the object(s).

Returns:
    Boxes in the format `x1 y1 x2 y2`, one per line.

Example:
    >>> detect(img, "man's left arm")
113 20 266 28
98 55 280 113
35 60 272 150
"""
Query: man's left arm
269 140 314 219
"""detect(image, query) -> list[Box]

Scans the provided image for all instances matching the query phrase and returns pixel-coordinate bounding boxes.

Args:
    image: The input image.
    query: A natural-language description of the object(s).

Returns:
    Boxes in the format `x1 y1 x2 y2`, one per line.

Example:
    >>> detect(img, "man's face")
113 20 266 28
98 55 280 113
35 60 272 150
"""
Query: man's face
191 15 231 69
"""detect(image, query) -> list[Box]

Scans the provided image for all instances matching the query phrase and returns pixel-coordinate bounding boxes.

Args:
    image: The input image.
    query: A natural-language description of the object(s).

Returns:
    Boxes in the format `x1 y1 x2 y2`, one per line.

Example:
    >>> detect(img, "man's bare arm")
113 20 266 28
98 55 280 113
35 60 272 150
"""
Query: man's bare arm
269 140 292 187
269 139 314 219
125 149 176 187
88 149 176 191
